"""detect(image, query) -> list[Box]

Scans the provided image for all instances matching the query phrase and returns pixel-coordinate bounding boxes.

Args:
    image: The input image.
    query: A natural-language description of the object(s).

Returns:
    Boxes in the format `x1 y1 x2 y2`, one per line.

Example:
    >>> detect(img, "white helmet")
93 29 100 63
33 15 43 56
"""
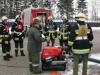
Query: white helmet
15 15 21 19
62 15 67 20
48 16 53 20
75 12 85 21
1 16 8 21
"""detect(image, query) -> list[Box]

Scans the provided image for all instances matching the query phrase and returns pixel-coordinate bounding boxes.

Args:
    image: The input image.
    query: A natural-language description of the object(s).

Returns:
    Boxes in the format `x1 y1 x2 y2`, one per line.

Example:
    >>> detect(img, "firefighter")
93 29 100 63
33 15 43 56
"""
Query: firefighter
28 17 50 74
44 16 57 46
0 16 13 61
39 24 44 34
11 15 25 57
58 15 71 54
68 12 94 75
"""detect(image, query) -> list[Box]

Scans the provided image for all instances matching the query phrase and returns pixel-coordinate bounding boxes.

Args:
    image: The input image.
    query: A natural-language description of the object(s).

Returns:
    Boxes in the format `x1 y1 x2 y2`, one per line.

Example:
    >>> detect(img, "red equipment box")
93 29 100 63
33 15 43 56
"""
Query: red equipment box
42 46 63 60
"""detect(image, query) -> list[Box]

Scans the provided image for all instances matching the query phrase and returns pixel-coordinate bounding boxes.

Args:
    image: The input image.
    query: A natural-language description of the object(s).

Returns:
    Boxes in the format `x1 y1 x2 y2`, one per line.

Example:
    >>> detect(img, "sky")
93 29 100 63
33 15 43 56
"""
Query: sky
74 0 100 19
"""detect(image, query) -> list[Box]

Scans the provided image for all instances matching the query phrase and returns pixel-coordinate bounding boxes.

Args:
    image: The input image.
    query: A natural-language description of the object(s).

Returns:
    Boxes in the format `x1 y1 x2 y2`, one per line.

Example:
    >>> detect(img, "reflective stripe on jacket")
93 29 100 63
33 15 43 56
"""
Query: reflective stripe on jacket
68 22 93 54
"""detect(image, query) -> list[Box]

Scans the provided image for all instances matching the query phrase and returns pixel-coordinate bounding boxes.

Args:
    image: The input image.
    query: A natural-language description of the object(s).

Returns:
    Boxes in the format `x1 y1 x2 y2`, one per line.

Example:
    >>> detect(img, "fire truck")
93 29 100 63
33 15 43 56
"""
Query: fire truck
21 7 52 27
21 7 52 36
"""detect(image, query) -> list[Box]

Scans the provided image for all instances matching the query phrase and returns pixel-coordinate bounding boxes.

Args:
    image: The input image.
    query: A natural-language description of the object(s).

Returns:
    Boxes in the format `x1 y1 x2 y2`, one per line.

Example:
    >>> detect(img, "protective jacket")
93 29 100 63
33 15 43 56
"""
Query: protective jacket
0 23 11 44
39 25 43 34
44 22 57 39
28 25 47 52
68 21 93 54
11 21 25 41
58 21 71 40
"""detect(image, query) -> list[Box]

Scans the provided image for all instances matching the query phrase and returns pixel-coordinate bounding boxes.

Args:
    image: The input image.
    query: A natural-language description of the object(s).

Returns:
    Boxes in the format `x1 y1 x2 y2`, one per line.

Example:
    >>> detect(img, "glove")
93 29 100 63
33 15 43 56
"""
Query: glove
67 45 73 54
9 35 12 41
89 44 93 48
41 34 45 38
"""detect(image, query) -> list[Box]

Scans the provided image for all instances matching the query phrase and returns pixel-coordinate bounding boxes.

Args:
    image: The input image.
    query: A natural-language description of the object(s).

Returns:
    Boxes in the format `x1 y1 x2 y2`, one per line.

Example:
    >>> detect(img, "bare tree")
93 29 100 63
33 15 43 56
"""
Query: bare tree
91 0 100 21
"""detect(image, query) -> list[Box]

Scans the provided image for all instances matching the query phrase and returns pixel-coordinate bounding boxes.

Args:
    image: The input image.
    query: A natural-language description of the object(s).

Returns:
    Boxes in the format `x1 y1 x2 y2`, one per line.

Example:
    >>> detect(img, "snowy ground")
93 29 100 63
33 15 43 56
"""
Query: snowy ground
49 54 100 75
62 54 100 75
92 27 100 31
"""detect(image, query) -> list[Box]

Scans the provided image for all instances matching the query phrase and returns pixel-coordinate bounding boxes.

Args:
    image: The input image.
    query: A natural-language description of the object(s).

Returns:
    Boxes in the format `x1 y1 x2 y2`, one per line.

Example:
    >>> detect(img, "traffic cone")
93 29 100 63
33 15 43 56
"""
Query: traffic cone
50 71 59 75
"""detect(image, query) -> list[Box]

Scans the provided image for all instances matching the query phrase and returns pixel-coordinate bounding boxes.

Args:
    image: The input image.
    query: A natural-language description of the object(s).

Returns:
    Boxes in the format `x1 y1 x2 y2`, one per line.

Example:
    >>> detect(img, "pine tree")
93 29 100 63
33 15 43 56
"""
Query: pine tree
77 0 87 14
31 0 36 3
57 0 74 19
43 0 51 8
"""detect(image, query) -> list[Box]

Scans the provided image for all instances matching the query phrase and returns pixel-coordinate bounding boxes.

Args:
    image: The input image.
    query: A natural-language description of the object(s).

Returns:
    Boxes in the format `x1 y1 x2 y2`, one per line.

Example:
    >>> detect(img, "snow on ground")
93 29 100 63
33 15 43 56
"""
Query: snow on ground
92 27 100 31
88 53 100 66
63 53 100 75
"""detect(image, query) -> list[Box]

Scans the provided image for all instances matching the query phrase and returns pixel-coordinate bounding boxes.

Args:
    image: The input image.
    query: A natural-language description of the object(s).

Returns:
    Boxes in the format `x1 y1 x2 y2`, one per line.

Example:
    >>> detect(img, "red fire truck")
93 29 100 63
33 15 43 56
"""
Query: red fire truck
21 7 52 27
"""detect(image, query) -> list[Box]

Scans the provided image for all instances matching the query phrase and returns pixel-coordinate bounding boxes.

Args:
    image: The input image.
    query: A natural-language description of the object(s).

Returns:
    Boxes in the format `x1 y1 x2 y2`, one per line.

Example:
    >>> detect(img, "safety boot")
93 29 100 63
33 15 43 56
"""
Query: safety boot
3 56 10 61
7 54 13 58
20 51 25 56
29 66 33 72
15 50 18 57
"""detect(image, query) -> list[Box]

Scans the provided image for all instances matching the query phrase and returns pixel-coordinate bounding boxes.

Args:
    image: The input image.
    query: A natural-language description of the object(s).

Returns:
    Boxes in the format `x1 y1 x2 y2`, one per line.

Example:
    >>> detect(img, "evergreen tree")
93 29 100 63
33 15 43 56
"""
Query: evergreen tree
57 0 74 19
0 0 57 19
31 0 36 3
43 0 51 8
77 0 87 14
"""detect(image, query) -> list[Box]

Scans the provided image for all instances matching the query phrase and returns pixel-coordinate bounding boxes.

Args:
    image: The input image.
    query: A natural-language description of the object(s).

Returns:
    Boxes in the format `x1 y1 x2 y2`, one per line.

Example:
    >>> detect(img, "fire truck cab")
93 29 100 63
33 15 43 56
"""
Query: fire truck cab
21 7 52 36
21 7 52 27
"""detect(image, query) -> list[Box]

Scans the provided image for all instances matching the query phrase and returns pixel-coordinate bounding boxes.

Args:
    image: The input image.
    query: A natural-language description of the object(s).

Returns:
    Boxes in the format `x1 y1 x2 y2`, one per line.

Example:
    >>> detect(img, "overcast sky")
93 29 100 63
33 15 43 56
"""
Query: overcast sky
74 0 100 19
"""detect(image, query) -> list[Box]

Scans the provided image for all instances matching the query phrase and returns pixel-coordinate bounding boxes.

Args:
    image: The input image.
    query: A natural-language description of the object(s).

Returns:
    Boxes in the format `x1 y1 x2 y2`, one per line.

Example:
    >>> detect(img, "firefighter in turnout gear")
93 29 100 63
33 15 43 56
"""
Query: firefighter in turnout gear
39 25 43 34
58 15 71 54
0 16 13 61
68 12 94 75
44 16 57 46
11 15 25 57
28 17 50 74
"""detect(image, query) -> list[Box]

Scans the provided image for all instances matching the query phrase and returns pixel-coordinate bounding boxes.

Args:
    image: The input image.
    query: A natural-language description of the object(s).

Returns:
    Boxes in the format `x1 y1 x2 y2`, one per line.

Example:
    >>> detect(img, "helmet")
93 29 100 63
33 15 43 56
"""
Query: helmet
1 16 8 21
75 12 85 21
62 15 67 20
15 15 21 19
48 16 53 20
33 17 41 24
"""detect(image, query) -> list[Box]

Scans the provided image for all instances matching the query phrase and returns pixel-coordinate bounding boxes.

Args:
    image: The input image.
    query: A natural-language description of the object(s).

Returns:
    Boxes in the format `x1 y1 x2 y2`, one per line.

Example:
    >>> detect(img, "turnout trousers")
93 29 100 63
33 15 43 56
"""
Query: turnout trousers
73 54 88 75
1 43 11 60
28 52 41 74
59 39 69 54
47 39 55 46
14 39 25 56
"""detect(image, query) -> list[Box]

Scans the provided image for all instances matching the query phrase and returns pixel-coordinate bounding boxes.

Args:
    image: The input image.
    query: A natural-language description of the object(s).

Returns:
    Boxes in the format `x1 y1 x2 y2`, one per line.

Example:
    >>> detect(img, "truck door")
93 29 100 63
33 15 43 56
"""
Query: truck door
37 13 47 27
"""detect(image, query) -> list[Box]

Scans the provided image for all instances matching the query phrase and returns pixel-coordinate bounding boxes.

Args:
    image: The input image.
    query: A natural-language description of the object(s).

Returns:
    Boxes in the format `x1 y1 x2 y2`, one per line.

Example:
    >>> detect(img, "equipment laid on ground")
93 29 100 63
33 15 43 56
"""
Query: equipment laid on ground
41 46 68 70
88 58 100 64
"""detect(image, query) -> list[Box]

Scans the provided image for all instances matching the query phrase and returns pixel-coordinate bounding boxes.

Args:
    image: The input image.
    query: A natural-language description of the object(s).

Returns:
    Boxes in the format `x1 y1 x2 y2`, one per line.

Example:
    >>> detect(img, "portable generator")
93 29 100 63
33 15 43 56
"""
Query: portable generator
41 46 68 70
